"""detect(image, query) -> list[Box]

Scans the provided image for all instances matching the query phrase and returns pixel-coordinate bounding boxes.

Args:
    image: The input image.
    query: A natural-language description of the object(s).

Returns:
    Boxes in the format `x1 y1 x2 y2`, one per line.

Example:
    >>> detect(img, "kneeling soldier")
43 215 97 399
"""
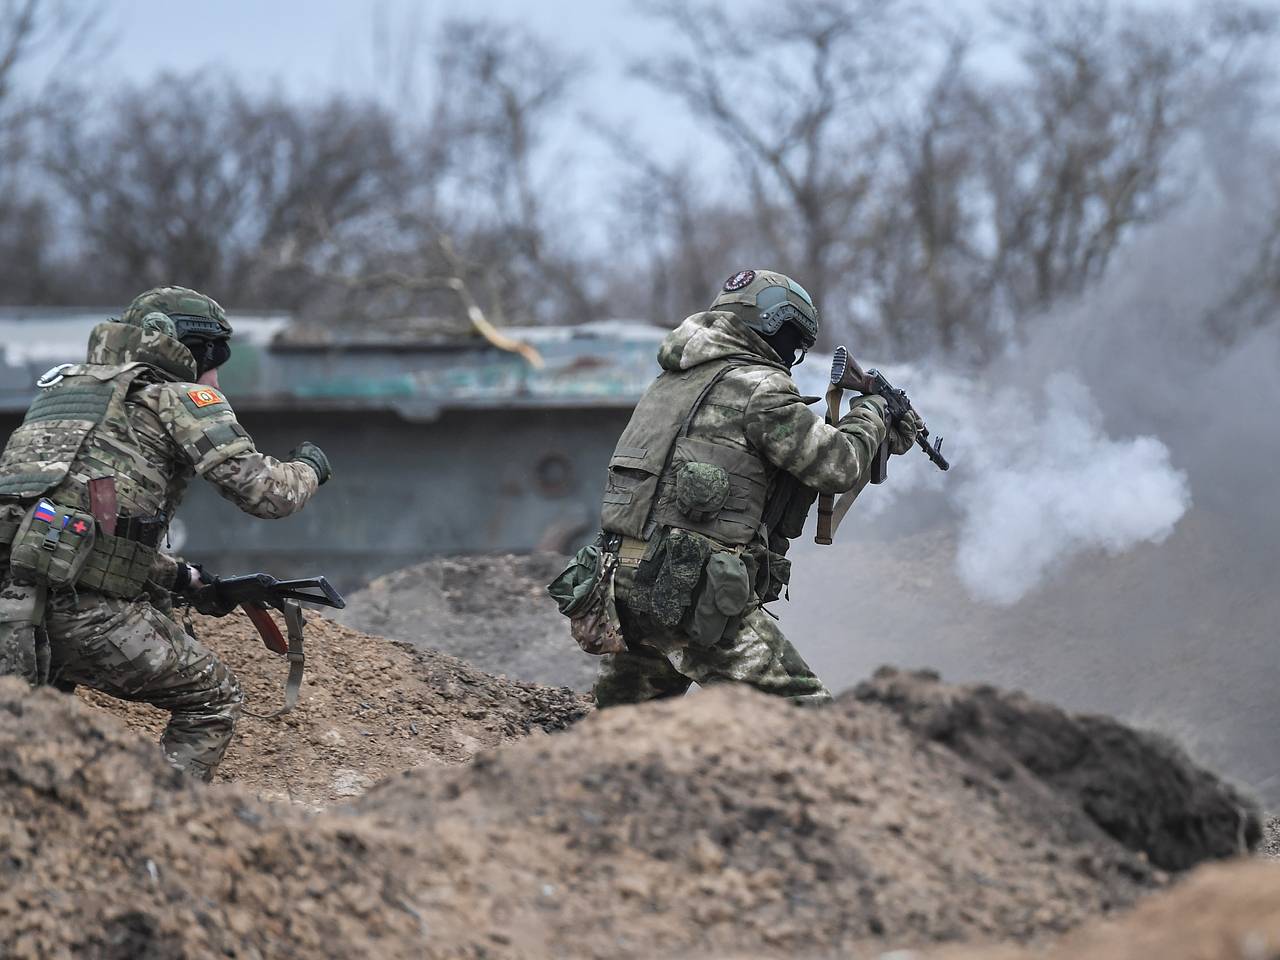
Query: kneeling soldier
0 287 330 780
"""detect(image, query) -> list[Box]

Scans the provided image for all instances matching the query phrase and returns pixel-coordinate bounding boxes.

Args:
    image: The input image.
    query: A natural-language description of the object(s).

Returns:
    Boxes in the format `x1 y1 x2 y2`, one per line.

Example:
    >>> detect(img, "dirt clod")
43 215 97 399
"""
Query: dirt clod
855 667 1262 871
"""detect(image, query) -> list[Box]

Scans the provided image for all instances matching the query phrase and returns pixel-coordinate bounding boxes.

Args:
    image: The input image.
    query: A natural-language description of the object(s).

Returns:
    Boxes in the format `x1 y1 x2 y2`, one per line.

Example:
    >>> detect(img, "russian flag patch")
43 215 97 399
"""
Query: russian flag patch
32 499 57 524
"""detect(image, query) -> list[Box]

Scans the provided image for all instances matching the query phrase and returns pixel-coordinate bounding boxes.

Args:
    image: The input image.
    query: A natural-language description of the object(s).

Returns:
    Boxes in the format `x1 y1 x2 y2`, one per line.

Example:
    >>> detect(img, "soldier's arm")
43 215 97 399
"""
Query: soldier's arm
148 551 183 591
744 372 887 494
153 383 319 519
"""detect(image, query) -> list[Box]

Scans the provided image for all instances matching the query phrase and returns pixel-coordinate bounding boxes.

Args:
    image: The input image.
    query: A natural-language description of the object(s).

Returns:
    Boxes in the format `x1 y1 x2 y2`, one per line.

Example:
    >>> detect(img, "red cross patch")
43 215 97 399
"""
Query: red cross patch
70 519 89 535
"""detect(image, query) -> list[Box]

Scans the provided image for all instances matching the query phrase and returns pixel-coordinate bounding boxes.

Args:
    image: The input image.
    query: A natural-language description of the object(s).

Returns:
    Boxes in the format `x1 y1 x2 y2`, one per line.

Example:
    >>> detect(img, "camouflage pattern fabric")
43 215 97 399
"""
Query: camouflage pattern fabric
590 309 887 707
0 579 43 683
121 285 233 338
3 578 243 780
654 311 887 496
594 564 831 706
0 315 320 779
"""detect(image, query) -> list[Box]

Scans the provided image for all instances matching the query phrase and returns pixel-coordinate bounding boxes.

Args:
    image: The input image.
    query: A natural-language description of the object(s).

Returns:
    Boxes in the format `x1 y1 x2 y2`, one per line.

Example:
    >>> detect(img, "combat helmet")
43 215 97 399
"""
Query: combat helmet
710 269 819 352
121 286 233 375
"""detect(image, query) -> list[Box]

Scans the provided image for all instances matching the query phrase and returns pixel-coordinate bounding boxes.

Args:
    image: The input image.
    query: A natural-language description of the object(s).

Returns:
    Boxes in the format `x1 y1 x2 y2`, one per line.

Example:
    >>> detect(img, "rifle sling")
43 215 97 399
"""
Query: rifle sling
241 600 306 719
814 382 844 545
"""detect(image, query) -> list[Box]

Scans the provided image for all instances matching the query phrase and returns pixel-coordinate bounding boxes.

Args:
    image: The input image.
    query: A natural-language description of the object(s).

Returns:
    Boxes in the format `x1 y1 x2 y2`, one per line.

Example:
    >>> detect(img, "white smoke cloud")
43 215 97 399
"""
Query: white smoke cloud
949 374 1189 604
826 365 1193 605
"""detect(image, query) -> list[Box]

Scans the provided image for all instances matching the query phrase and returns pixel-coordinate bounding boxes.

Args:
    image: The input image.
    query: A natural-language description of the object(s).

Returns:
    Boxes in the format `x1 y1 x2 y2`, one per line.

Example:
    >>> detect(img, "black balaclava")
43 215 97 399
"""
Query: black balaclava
762 323 808 369
181 337 231 377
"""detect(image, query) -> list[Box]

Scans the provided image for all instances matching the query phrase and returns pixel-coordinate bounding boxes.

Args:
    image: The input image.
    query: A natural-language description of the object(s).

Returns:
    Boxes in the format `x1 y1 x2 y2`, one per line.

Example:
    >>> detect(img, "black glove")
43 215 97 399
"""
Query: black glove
289 441 331 485
188 577 238 618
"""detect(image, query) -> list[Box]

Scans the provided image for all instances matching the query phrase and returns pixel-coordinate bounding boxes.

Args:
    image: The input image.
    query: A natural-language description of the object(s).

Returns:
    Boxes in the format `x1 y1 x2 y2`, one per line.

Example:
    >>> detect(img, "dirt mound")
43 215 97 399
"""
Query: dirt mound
336 552 594 691
855 668 1261 871
932 859 1280 960
2 662 1258 959
79 609 588 806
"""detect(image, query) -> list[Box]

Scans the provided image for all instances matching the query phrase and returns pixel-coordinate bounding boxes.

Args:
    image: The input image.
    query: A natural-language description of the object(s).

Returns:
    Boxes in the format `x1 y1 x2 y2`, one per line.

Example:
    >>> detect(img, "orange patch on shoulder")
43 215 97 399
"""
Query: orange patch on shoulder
187 387 223 408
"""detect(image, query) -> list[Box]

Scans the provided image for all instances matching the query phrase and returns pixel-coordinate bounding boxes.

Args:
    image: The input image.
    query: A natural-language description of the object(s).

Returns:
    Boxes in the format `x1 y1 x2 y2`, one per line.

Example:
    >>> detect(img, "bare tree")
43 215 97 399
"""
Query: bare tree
631 0 922 341
0 0 105 302
44 75 403 307
628 0 1278 359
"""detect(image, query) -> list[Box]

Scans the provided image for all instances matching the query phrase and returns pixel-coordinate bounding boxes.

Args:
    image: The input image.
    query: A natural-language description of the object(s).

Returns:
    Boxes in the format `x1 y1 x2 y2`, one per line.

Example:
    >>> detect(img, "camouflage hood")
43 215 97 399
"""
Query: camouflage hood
657 311 788 374
85 321 197 383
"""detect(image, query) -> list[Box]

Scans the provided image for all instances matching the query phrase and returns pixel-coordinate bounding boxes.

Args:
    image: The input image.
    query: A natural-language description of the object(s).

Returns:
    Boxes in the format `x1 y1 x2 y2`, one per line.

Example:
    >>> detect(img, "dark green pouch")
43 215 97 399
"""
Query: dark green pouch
10 498 97 588
632 529 712 629
758 551 792 604
548 542 604 618
675 461 729 523
547 541 626 655
688 551 752 646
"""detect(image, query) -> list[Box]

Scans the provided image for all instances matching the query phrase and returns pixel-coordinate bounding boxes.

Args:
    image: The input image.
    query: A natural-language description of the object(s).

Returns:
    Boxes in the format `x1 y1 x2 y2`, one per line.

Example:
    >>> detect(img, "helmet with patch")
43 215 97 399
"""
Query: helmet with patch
710 269 819 349
121 286 233 342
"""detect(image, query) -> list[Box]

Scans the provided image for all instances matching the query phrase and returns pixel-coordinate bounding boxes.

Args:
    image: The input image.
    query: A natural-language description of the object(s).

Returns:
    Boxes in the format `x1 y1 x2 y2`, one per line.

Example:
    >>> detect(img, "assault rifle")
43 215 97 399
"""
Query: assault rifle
188 574 346 718
815 346 949 545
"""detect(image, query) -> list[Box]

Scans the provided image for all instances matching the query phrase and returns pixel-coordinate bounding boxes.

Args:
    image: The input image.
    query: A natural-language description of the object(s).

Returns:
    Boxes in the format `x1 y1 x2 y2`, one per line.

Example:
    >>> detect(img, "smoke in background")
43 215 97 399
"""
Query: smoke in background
795 113 1276 605
786 115 1280 800
797 366 1193 606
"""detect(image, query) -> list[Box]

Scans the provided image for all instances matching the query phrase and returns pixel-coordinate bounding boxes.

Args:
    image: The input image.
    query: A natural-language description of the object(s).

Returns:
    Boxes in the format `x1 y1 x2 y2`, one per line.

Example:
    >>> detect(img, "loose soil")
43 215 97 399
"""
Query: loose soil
78 608 588 806
1 629 1261 960
930 860 1280 960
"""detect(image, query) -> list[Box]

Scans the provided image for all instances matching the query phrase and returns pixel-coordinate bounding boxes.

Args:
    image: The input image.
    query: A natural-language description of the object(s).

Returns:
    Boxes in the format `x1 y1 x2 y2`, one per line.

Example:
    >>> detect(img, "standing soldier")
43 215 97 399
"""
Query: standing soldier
552 269 919 706
0 287 330 781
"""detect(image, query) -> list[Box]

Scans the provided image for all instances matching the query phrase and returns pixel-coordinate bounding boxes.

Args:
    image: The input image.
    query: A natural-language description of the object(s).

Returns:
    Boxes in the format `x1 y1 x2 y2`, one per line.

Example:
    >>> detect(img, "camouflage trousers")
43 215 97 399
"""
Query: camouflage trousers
594 565 832 708
0 579 242 781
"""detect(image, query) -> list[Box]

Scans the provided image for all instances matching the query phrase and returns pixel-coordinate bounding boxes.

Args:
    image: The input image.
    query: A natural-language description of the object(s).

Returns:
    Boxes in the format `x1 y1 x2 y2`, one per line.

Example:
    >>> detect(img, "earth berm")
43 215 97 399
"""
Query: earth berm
0 610 1263 960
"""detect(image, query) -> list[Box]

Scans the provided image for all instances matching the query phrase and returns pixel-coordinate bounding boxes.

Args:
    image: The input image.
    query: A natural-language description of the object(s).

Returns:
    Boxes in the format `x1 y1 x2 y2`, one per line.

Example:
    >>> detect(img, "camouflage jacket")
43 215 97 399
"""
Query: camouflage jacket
0 321 318 588
602 311 887 550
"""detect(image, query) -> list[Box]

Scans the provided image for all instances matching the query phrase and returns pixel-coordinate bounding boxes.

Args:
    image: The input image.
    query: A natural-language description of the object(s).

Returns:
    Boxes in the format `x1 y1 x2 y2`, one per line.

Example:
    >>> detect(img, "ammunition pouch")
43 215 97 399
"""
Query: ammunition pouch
757 550 791 604
1 499 158 600
547 541 625 656
631 528 712 630
628 529 752 646
77 532 157 599
9 498 98 589
688 550 751 647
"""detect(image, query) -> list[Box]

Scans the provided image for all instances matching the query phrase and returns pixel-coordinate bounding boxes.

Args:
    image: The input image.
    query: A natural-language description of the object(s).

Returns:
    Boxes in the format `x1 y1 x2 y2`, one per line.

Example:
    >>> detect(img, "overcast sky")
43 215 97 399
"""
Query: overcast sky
87 0 1217 220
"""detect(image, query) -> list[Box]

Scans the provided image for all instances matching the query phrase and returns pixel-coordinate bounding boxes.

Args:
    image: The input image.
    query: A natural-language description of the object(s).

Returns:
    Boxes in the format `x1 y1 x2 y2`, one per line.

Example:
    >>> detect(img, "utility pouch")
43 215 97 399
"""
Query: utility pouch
76 532 157 599
688 551 752 647
547 542 626 656
639 529 712 630
758 550 792 604
9 498 98 589
675 461 730 523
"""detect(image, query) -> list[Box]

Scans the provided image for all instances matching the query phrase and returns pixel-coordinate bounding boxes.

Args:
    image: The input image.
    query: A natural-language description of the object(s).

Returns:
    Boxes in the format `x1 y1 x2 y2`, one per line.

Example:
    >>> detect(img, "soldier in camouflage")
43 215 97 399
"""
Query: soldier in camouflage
0 287 330 781
588 269 919 707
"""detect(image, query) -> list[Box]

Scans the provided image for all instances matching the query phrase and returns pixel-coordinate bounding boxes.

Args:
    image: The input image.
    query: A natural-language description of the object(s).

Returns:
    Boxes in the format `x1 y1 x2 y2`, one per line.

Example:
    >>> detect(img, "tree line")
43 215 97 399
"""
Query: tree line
0 0 1277 359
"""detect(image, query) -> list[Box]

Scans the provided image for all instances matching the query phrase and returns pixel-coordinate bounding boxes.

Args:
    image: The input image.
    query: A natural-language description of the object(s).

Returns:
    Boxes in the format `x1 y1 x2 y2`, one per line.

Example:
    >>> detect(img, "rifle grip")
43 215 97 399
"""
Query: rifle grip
815 492 834 545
